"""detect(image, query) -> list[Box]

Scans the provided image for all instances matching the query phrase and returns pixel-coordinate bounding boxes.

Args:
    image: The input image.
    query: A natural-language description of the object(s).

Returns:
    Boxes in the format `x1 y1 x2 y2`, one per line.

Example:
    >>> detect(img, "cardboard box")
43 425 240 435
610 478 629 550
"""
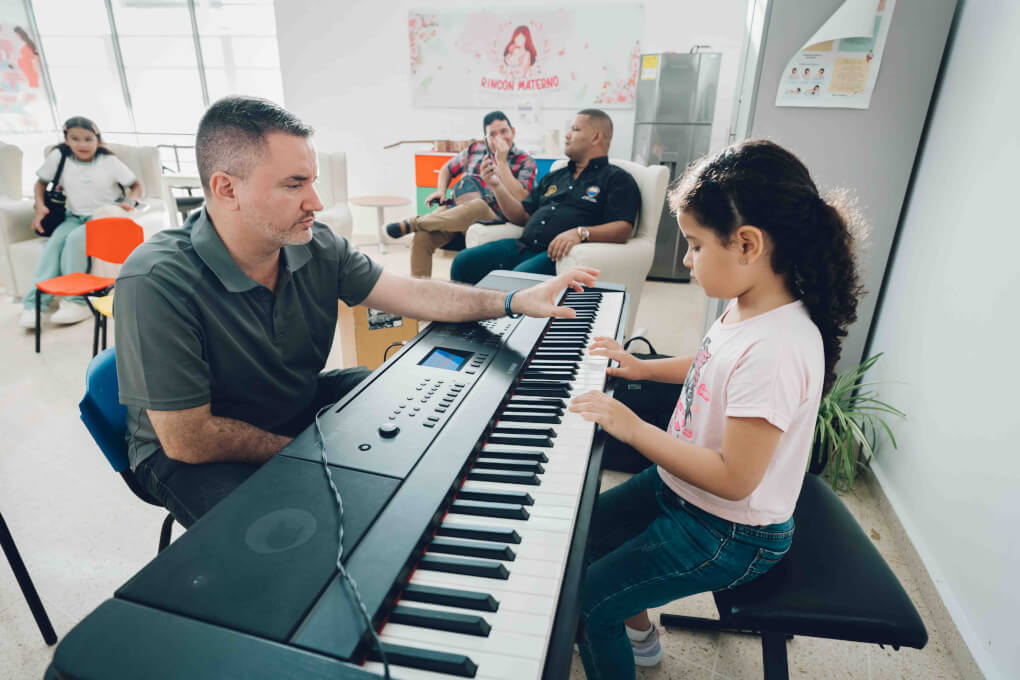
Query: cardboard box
337 302 419 370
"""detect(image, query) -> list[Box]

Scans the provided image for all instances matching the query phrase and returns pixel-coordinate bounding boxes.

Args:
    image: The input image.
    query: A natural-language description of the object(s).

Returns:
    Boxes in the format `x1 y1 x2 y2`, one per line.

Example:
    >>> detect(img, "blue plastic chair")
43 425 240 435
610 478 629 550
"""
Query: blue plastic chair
79 347 174 553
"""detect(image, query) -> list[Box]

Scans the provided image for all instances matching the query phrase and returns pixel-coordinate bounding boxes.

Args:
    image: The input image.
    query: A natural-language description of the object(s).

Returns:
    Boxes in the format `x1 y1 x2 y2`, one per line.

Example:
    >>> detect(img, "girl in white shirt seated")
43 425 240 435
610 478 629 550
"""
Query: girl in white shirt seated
19 116 142 329
570 139 865 678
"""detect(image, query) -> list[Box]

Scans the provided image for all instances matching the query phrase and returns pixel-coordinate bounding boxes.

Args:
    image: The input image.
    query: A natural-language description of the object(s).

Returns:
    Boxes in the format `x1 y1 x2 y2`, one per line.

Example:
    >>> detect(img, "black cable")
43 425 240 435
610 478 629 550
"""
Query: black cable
383 342 405 361
314 404 391 679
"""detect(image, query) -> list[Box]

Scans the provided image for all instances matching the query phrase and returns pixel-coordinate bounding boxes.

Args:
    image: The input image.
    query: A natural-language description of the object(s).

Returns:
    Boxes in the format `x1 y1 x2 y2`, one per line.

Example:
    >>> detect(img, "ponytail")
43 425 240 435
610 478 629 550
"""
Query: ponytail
669 139 865 395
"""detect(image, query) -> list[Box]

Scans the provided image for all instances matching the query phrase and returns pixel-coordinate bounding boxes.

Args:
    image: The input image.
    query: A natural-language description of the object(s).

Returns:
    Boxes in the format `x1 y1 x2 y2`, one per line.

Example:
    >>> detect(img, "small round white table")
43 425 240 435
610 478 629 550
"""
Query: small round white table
349 195 412 254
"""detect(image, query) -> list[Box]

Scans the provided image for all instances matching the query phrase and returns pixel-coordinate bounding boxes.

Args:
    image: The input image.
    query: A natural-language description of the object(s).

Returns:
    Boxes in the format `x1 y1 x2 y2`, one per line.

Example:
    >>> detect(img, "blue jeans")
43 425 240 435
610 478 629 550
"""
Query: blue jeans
22 213 90 309
450 237 555 284
578 466 795 679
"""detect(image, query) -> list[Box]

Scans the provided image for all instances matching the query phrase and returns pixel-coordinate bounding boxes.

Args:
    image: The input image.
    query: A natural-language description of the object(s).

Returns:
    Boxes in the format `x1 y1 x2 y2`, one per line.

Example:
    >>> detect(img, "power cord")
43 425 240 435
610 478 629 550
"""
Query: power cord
383 341 405 361
314 403 391 679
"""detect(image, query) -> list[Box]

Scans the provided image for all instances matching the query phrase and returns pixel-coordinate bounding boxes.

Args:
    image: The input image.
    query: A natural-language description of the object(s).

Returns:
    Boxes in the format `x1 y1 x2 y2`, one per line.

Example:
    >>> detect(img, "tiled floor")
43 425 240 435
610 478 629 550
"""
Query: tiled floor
0 240 961 679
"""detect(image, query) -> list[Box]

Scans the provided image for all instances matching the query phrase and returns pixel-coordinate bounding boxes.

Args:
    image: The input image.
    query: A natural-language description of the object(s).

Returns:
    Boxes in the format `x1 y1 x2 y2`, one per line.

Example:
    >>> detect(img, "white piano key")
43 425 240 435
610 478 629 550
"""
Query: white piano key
458 481 576 507
381 622 543 660
410 565 562 598
405 573 558 616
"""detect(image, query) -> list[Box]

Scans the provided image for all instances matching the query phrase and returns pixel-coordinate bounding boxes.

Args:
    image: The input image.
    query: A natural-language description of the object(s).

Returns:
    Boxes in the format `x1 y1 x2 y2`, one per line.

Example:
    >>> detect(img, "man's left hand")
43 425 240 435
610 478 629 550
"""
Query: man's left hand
547 229 583 261
511 266 599 319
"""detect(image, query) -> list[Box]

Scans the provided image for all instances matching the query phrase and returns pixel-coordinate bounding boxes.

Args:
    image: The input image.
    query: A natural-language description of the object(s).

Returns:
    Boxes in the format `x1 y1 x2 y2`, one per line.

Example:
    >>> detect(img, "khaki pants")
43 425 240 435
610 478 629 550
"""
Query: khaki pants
410 198 499 278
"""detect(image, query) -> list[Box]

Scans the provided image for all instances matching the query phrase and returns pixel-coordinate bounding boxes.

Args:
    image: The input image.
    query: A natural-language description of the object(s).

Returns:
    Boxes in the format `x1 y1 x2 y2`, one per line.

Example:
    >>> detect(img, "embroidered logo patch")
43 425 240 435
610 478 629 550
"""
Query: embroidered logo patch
581 185 600 203
544 184 557 197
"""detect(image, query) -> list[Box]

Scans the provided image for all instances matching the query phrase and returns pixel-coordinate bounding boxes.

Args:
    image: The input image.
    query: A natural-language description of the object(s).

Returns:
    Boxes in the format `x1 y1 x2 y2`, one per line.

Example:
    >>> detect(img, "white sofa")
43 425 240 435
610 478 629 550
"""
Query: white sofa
0 142 170 299
466 158 669 335
315 151 354 241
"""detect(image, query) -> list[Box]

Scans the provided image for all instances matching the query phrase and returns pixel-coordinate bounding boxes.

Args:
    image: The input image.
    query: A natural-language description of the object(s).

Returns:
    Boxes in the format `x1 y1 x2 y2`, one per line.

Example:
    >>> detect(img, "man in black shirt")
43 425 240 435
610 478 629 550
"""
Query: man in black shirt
450 109 641 284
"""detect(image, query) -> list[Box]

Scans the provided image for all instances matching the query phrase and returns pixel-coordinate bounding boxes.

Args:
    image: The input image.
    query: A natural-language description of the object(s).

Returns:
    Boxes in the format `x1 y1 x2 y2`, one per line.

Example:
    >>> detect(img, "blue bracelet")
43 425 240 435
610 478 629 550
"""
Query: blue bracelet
505 291 522 318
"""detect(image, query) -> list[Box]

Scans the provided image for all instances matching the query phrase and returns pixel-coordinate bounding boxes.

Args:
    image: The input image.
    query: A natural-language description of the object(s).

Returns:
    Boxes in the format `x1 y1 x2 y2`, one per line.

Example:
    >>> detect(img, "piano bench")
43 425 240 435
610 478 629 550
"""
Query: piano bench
659 474 928 680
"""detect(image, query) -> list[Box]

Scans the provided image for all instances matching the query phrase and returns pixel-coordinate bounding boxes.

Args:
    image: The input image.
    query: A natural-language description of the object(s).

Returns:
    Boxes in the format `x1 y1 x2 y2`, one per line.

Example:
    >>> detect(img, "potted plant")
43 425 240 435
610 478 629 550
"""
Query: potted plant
813 353 905 492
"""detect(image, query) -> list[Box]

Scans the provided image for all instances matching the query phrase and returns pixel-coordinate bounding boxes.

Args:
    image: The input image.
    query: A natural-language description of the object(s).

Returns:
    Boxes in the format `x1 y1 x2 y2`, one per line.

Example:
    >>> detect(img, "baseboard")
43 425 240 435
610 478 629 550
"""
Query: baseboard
862 467 985 679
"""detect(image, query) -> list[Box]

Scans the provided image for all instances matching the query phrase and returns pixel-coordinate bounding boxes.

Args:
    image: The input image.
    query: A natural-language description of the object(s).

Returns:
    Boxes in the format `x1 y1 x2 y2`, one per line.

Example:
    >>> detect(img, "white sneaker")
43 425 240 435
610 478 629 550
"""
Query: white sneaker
18 309 37 329
51 301 92 325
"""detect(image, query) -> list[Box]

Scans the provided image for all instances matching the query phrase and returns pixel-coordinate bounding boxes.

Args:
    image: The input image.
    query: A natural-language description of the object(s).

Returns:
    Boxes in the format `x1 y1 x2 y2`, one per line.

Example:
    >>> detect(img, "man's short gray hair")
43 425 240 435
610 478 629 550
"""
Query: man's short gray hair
196 96 313 193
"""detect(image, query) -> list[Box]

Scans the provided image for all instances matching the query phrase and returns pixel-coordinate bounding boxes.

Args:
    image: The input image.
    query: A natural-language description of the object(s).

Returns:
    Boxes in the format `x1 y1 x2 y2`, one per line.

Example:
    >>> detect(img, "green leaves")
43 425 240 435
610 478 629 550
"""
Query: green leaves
814 353 905 492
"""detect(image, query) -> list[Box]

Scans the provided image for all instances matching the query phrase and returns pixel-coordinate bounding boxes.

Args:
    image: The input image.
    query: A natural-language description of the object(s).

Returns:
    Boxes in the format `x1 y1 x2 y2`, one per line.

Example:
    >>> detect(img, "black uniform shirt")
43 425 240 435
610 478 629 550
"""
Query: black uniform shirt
518 156 640 251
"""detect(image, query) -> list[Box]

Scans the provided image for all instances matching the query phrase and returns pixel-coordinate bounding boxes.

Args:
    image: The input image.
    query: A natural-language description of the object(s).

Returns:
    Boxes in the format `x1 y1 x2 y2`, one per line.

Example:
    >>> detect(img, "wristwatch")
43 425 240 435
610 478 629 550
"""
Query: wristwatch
576 226 591 242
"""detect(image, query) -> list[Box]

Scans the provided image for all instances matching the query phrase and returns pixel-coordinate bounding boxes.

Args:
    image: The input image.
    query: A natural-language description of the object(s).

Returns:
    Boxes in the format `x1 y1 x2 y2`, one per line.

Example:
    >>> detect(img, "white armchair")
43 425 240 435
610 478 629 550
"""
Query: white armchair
466 158 669 335
0 142 170 299
316 151 353 241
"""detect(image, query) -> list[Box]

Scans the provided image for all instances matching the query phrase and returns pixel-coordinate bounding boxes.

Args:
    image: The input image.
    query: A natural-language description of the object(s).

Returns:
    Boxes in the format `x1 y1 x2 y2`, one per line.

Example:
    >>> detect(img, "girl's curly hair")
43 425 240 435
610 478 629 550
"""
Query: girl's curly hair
669 139 866 395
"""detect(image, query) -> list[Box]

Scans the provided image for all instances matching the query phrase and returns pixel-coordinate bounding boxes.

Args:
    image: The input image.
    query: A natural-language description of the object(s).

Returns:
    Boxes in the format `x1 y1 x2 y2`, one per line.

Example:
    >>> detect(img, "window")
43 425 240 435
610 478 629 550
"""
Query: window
29 0 283 139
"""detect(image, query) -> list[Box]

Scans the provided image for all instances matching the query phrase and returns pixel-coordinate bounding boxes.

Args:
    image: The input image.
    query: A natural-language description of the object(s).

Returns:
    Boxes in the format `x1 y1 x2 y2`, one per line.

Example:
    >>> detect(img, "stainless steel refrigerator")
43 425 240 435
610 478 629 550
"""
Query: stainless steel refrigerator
631 52 721 281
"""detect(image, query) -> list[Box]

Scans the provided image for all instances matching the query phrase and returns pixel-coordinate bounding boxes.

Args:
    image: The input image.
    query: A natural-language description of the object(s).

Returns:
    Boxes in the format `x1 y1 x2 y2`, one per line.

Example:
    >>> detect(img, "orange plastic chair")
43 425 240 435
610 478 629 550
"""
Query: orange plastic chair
34 217 144 355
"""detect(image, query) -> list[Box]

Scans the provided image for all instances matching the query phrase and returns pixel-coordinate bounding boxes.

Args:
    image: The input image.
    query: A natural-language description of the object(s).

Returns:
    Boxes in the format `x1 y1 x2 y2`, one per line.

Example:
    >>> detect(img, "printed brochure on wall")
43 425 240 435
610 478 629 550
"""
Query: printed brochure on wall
775 0 896 110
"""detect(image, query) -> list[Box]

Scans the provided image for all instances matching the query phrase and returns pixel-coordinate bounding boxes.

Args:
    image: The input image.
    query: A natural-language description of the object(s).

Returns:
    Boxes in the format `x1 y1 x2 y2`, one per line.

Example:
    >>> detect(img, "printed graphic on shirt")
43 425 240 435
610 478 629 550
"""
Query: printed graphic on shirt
673 336 712 439
582 185 601 203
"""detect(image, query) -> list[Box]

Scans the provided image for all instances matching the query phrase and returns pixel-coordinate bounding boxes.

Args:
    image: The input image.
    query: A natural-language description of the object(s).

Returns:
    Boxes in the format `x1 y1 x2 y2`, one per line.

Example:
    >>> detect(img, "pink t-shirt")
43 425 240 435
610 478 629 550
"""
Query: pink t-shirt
659 300 824 526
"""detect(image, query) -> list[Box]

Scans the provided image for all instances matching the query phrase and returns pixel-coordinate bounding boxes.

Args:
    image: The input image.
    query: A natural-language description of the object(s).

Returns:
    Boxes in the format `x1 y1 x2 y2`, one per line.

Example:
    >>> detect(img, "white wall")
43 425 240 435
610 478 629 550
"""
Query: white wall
867 2 1020 678
274 0 747 235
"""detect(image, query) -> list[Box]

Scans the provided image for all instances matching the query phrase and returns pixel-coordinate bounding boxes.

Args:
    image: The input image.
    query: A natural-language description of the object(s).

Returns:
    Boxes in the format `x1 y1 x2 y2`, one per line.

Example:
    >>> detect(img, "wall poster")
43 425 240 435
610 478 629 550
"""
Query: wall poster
409 4 643 109
1 2 51 132
775 0 896 110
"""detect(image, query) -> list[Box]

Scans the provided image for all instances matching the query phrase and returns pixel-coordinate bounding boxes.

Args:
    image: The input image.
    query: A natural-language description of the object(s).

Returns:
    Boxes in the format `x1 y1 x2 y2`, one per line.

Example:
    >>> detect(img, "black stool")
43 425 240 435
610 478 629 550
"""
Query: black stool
661 474 927 679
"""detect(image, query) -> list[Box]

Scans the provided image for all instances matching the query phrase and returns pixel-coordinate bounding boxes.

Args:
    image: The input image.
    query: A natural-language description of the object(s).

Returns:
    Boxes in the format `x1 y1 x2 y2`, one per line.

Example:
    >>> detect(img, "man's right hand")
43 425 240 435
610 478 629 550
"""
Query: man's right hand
425 190 442 207
588 336 648 380
480 157 501 187
31 206 49 234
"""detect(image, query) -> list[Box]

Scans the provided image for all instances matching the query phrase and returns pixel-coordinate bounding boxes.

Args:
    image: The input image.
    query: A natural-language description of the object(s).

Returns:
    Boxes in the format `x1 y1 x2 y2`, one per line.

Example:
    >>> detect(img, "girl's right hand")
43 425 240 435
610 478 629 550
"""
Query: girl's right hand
589 336 645 380
31 206 49 234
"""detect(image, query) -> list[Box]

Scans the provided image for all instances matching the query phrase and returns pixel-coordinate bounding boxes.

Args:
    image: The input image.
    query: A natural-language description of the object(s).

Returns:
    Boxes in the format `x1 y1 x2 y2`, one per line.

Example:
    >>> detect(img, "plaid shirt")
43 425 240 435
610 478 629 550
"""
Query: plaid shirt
446 141 536 219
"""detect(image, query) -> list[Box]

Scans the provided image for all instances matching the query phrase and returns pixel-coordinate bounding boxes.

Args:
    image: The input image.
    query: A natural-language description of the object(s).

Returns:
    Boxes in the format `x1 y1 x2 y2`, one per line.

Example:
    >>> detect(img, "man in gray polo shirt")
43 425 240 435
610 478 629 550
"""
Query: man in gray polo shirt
116 96 598 528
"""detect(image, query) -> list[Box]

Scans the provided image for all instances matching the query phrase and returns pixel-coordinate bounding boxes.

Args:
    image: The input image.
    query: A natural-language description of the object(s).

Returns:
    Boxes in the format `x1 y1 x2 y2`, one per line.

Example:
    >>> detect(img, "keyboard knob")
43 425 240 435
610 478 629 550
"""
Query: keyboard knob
379 422 400 438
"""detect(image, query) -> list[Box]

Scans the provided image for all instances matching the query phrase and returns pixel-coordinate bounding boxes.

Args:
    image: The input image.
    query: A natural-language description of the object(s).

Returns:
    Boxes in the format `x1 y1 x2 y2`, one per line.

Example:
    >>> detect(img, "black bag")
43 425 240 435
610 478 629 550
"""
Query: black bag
602 337 685 473
39 150 69 237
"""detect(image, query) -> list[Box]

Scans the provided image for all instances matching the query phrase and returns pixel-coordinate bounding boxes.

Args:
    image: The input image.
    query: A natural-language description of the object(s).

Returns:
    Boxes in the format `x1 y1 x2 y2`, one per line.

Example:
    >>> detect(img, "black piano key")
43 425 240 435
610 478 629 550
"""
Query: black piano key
457 486 534 504
519 378 571 388
437 523 521 544
534 351 583 359
467 469 541 485
507 397 566 408
429 537 516 562
514 386 570 398
497 411 561 424
492 425 556 438
486 432 554 447
501 406 563 417
522 369 576 378
449 499 530 520
401 583 499 612
472 458 545 475
419 554 510 580
370 642 477 677
478 448 548 463
390 603 492 637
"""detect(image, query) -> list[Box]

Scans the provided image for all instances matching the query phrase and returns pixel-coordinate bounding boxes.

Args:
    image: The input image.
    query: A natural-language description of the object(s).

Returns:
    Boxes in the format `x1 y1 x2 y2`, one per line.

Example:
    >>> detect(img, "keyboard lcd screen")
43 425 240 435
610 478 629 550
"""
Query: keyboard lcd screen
419 347 472 371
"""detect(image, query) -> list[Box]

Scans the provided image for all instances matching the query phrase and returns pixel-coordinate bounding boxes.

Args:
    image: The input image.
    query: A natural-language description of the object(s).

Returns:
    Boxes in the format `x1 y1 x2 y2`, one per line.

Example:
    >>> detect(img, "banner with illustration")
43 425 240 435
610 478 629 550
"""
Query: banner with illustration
775 0 896 110
1 9 51 133
409 5 642 108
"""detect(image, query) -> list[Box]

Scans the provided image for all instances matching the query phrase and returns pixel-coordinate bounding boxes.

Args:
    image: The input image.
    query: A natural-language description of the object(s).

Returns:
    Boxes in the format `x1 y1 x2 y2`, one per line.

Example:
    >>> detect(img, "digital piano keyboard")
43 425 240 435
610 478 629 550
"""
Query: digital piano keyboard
47 271 628 680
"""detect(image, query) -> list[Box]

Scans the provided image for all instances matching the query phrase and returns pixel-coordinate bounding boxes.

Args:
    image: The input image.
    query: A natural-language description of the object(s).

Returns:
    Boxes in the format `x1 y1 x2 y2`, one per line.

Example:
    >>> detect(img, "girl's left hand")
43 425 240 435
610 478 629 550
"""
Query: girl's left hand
119 201 135 212
569 390 642 444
